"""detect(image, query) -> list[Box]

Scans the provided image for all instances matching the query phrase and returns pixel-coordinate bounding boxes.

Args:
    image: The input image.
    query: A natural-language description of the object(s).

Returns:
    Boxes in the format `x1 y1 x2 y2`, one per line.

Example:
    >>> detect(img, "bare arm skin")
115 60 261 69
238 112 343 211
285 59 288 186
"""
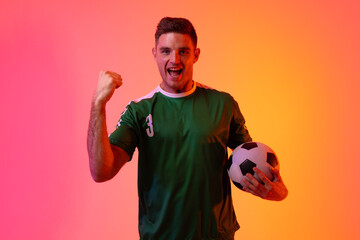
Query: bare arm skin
87 71 130 182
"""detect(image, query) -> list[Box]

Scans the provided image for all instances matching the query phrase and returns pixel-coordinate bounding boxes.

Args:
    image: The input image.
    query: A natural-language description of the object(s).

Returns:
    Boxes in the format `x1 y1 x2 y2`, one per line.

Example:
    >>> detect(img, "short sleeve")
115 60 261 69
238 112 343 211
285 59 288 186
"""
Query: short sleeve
109 104 139 160
227 98 252 149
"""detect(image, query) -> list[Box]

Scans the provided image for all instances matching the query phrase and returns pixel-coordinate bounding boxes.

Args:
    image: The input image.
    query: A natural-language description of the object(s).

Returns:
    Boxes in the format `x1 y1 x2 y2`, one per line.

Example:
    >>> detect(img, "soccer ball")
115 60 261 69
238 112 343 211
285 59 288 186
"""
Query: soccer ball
226 141 279 190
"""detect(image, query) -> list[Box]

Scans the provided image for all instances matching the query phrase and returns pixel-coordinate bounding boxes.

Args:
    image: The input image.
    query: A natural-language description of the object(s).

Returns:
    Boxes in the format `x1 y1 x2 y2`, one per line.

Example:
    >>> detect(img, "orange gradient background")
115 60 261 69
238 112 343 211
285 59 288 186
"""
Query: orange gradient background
1 0 359 239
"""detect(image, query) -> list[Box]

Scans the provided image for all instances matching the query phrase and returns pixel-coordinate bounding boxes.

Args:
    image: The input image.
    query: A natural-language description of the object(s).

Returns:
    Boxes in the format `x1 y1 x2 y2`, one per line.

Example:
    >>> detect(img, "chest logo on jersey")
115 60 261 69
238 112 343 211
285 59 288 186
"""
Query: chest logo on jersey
146 114 154 137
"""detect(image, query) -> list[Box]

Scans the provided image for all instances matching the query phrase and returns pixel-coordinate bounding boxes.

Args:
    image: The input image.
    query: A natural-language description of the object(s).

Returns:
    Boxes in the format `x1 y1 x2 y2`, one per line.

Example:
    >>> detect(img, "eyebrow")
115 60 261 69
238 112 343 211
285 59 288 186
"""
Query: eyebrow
159 47 191 51
179 47 191 51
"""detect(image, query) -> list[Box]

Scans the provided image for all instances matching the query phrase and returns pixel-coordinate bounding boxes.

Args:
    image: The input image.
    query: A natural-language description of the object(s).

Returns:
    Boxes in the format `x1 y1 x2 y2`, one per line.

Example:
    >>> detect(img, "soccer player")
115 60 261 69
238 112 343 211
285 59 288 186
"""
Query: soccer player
87 17 288 240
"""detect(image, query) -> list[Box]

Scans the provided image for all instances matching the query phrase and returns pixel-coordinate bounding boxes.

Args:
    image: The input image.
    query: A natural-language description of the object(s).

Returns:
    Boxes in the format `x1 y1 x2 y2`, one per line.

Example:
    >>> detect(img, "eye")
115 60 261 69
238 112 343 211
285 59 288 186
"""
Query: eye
161 49 170 54
179 50 189 55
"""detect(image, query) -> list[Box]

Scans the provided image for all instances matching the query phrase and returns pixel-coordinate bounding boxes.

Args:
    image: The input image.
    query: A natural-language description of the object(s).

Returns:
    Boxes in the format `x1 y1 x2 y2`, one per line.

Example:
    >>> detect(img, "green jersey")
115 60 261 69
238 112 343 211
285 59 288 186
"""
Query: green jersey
109 82 252 240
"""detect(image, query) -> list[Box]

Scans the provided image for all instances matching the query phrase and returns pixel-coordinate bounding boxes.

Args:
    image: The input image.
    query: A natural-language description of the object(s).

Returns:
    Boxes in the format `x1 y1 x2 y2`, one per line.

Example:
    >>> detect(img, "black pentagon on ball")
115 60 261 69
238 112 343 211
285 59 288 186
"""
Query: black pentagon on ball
226 155 233 170
241 142 258 150
240 159 256 176
266 152 278 167
232 181 244 190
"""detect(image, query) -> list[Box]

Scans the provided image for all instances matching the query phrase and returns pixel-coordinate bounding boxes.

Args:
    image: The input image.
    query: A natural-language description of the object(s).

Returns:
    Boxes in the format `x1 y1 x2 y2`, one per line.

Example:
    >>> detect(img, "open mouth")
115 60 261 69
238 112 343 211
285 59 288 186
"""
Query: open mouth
167 68 183 77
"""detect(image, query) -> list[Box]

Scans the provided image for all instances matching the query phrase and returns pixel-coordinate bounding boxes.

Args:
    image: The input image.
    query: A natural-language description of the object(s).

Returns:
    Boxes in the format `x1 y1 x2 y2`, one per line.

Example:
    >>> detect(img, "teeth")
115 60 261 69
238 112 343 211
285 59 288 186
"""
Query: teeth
167 68 182 77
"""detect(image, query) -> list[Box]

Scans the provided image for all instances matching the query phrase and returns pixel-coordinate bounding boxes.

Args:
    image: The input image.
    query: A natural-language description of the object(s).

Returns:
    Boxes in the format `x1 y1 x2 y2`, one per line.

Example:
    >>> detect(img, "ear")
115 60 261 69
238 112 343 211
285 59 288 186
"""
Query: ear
194 48 200 63
152 47 156 58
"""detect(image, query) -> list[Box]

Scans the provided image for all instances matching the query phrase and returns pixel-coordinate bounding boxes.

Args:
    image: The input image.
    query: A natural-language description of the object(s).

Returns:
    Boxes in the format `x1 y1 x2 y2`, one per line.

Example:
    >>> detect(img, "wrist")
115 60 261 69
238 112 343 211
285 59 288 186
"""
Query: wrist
92 93 107 110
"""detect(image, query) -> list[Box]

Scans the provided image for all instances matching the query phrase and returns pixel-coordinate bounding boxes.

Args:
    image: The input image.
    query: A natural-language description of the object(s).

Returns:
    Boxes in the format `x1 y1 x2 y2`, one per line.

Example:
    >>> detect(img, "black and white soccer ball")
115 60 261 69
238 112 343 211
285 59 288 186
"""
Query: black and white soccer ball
226 141 280 190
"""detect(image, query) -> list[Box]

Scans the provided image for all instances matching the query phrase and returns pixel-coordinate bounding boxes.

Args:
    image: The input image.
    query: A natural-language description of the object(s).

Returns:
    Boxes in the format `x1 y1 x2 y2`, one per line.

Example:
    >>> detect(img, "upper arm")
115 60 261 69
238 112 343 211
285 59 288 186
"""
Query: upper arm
109 144 131 178
107 103 137 179
228 98 252 149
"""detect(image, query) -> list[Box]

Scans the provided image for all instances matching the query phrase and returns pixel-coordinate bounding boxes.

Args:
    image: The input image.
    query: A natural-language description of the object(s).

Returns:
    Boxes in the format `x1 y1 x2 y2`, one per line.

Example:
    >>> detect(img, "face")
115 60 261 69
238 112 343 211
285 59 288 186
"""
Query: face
153 32 200 93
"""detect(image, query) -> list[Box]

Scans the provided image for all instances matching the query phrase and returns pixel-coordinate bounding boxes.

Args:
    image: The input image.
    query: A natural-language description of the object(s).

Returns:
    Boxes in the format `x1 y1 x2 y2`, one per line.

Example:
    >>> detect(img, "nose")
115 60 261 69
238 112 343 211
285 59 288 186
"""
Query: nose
170 51 181 64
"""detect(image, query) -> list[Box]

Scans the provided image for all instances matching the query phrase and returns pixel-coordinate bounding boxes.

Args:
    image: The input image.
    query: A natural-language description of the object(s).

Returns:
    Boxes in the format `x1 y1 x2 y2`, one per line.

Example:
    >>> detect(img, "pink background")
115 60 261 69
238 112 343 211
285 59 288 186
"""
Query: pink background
1 0 359 239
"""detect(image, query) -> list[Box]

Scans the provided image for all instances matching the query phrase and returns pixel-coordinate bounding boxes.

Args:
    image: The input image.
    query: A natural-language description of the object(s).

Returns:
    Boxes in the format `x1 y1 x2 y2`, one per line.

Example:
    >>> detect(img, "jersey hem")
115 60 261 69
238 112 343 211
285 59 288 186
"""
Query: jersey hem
109 139 134 161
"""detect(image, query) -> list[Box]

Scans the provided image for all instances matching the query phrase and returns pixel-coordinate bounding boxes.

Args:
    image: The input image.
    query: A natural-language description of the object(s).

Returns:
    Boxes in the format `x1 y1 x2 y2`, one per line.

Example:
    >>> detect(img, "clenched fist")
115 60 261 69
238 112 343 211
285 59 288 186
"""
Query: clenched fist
93 70 123 106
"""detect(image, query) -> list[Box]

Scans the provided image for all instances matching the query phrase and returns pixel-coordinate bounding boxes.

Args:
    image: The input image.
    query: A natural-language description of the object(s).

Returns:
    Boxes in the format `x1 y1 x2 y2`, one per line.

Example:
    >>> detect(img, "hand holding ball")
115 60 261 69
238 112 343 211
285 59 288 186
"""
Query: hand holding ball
226 142 279 190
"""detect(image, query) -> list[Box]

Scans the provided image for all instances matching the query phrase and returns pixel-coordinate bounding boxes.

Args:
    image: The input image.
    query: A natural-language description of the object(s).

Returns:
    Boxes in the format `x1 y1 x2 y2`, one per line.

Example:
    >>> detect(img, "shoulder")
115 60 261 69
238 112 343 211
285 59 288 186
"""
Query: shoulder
134 86 161 103
126 86 161 108
195 82 234 102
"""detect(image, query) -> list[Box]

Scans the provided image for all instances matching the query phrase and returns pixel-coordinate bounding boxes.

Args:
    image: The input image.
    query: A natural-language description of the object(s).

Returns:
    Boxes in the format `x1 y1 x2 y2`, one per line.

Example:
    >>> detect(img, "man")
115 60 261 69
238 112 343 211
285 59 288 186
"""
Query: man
87 17 288 240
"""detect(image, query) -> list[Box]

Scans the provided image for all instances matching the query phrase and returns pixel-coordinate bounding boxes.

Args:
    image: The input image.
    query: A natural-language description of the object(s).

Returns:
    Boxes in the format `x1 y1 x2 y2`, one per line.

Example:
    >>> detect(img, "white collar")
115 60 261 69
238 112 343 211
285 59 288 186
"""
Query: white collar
157 81 197 98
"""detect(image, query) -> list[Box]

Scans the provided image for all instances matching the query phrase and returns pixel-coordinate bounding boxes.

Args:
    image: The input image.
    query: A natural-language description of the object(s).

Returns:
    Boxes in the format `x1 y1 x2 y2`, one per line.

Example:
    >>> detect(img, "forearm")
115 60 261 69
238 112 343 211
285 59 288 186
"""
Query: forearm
87 100 115 182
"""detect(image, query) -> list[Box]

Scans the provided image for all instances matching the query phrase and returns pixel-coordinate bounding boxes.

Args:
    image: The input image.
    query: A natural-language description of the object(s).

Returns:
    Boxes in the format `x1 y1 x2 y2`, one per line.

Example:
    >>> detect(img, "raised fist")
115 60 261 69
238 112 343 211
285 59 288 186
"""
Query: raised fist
93 70 123 106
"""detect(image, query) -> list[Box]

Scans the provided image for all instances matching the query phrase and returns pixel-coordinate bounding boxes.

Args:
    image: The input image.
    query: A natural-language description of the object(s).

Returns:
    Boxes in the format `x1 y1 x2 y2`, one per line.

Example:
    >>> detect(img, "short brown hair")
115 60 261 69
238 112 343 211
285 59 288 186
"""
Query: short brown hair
155 17 198 48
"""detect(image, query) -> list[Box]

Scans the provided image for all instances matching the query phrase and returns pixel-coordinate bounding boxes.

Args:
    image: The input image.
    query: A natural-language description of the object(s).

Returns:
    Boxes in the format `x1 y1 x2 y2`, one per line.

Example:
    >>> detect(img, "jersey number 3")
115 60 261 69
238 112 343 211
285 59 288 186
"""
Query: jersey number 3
146 114 154 137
